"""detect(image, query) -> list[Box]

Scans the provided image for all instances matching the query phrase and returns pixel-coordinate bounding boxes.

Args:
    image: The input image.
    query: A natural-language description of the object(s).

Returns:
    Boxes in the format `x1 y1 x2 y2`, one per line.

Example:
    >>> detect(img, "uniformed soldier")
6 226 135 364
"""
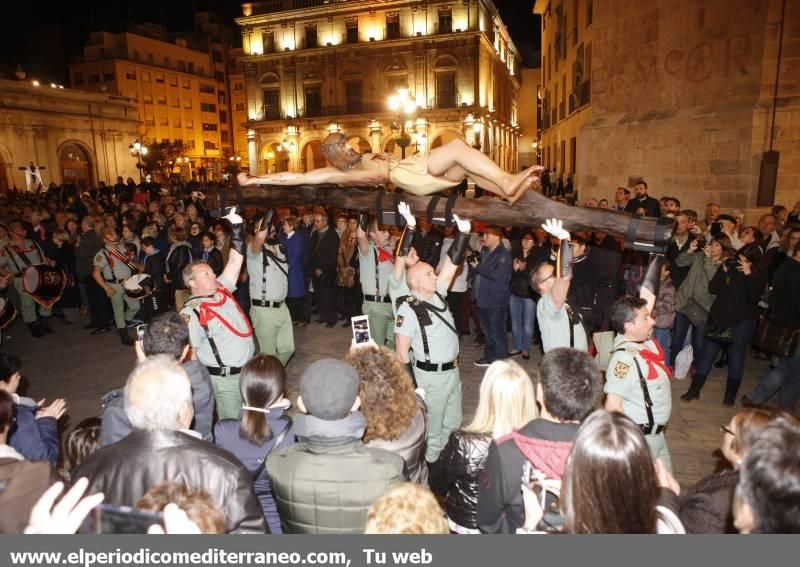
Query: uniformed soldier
0 220 55 337
394 205 471 463
247 213 294 365
356 214 397 348
181 207 254 420
388 202 420 316
605 256 673 470
93 227 141 345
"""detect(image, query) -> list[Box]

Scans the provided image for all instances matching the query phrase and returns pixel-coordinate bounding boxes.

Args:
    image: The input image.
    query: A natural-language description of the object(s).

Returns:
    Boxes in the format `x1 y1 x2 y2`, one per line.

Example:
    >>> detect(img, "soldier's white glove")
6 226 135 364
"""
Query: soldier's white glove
453 214 471 234
222 206 243 225
398 202 416 227
542 218 570 241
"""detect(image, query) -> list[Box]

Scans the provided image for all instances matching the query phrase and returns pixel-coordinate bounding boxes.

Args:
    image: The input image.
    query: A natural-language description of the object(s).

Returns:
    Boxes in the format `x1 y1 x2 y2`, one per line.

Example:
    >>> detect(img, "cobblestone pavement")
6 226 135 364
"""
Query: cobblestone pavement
2 312 771 486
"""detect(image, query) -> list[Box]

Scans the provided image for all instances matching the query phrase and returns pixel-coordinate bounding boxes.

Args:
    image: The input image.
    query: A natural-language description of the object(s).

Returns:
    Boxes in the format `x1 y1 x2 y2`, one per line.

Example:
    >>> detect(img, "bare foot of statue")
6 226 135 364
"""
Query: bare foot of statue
507 174 541 205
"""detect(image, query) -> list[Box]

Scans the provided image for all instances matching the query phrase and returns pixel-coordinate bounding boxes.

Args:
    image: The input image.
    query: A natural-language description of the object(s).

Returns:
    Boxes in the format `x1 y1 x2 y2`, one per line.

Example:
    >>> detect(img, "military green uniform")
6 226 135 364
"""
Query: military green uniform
181 274 255 420
93 245 140 329
395 280 461 462
605 334 673 470
247 242 294 365
0 240 51 323
389 271 411 318
359 243 396 348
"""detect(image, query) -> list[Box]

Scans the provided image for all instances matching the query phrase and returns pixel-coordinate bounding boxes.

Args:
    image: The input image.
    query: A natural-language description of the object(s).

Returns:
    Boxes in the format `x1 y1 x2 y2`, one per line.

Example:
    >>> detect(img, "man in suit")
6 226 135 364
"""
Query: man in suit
308 210 340 327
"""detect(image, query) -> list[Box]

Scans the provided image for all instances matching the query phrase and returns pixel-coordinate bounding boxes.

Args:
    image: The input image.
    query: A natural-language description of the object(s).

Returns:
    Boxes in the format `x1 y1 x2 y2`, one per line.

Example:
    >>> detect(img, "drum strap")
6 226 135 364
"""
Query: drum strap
3 246 25 274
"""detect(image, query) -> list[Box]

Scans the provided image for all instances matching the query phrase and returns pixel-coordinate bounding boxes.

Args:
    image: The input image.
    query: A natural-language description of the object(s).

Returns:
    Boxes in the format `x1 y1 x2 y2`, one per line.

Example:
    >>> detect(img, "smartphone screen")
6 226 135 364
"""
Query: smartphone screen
81 504 163 534
351 315 371 345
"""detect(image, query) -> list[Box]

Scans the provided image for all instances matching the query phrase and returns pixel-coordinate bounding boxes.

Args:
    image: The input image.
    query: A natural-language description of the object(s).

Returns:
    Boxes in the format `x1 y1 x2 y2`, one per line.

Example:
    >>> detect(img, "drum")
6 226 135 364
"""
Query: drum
124 274 154 300
22 265 66 309
0 297 17 330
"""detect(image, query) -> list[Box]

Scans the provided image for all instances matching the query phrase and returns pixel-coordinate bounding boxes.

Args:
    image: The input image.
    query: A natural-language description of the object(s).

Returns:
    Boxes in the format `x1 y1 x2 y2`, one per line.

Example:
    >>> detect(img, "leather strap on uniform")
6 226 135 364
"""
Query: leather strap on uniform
444 192 458 226
372 246 381 296
375 190 385 225
447 231 470 265
557 239 572 278
632 357 655 430
395 224 416 257
193 308 226 370
426 195 441 225
565 303 576 348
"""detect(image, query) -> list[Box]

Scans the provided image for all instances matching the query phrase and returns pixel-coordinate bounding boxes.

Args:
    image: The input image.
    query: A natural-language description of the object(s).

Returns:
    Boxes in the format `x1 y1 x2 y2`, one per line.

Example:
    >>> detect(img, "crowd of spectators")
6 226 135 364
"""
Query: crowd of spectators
0 176 798 535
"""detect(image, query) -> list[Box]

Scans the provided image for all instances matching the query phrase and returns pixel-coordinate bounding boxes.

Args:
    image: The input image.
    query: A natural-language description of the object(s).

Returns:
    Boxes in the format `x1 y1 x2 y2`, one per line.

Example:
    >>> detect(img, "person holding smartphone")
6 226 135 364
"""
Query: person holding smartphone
356 213 396 348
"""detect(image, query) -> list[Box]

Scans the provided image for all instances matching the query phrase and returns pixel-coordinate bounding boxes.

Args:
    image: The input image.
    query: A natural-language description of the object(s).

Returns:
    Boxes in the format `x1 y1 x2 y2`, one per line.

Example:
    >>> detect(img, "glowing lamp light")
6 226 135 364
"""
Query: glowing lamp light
32 80 40 87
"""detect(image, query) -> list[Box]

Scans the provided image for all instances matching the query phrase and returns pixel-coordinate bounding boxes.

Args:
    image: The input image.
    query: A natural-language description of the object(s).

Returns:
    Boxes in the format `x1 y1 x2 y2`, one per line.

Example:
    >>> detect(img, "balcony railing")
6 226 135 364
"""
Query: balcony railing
246 0 346 16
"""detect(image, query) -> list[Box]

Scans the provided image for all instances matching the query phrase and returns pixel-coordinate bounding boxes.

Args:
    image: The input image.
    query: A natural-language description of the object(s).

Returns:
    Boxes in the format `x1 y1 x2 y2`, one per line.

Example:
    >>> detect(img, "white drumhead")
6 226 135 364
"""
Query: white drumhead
124 274 147 291
22 267 39 292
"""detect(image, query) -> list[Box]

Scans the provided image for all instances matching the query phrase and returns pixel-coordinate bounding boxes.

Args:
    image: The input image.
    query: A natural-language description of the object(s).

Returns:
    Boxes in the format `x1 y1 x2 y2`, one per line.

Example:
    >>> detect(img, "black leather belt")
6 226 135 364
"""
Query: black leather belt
640 424 666 435
251 299 283 308
207 366 242 377
416 360 457 372
364 294 392 303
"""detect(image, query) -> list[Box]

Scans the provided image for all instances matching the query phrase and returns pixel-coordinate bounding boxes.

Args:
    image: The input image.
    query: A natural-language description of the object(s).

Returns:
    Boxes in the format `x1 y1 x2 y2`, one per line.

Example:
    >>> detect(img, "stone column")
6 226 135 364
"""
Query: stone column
247 129 258 174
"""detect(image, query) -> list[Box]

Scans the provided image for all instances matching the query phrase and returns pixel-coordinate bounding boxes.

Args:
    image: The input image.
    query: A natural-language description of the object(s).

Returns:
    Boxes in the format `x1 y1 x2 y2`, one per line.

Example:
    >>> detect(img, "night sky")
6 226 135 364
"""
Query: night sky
0 0 539 84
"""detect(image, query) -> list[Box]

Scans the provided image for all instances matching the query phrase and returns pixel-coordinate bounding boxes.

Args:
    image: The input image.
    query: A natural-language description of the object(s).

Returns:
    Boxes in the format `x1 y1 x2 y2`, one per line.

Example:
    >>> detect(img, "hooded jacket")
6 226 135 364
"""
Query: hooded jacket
477 418 578 534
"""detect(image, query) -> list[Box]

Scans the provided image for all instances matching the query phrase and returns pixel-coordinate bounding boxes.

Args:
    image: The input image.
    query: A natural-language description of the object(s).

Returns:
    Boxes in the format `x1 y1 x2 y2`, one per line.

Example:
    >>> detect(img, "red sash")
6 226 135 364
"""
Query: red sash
197 284 253 338
639 340 672 381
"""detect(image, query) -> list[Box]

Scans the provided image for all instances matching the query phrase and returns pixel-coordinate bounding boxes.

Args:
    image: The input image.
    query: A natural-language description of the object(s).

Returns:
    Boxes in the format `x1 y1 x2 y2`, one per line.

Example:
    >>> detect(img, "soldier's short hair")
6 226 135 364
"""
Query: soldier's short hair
610 296 648 335
538 348 602 422
181 260 206 288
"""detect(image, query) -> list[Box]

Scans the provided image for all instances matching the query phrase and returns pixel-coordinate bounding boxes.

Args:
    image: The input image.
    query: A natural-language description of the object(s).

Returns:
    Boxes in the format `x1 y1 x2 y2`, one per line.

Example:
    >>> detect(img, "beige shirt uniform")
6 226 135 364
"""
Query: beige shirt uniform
605 335 673 470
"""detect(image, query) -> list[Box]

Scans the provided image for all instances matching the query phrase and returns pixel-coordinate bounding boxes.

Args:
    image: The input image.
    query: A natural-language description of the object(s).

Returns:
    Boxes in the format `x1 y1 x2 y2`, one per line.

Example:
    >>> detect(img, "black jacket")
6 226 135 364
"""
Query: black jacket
165 242 193 289
74 429 266 533
666 234 696 289
707 264 766 326
142 251 166 291
767 256 800 325
625 196 661 217
308 227 339 288
429 431 491 530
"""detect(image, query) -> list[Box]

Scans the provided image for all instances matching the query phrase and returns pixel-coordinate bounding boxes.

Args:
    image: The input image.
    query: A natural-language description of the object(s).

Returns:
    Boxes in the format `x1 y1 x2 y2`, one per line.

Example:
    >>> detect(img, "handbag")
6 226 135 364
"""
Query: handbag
704 319 734 345
674 345 693 380
755 317 800 357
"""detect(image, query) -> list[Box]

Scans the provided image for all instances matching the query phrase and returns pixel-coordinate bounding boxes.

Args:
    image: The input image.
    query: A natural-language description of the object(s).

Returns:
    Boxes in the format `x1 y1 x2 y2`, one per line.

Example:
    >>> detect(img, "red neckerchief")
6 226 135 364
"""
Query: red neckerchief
377 246 394 263
197 284 253 338
639 340 672 381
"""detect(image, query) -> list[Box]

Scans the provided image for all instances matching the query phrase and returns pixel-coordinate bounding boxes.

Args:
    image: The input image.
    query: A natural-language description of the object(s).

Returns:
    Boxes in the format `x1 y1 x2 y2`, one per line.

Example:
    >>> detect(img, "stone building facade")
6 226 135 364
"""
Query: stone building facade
235 0 522 175
0 79 139 191
536 0 800 212
69 13 238 178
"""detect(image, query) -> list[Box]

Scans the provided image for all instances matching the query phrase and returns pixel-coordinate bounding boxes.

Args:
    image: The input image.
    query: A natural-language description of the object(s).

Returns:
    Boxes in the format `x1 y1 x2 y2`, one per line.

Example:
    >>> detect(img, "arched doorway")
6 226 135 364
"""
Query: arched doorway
59 143 93 190
300 140 326 172
260 142 289 174
347 136 371 155
430 130 461 150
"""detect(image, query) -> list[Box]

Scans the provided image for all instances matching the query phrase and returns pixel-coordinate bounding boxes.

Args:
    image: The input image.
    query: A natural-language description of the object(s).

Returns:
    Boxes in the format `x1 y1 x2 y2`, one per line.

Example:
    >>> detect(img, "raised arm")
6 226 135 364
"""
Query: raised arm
393 202 417 282
249 210 273 255
221 207 245 285
542 218 572 311
356 212 370 256
439 215 471 291
639 254 664 315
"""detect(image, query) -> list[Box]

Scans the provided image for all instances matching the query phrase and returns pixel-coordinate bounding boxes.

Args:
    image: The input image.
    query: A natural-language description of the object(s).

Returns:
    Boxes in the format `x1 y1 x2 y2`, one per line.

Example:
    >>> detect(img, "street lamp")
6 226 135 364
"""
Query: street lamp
129 140 148 182
388 87 417 158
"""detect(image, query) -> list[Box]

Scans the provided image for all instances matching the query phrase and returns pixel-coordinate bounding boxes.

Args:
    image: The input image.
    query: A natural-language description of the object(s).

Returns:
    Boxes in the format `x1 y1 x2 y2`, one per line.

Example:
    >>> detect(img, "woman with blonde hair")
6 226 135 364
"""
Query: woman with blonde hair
430 359 538 533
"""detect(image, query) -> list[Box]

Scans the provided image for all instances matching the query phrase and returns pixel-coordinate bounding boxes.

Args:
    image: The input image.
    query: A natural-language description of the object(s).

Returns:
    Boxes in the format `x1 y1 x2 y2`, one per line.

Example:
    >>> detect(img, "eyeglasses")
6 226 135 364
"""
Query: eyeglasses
720 424 735 436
